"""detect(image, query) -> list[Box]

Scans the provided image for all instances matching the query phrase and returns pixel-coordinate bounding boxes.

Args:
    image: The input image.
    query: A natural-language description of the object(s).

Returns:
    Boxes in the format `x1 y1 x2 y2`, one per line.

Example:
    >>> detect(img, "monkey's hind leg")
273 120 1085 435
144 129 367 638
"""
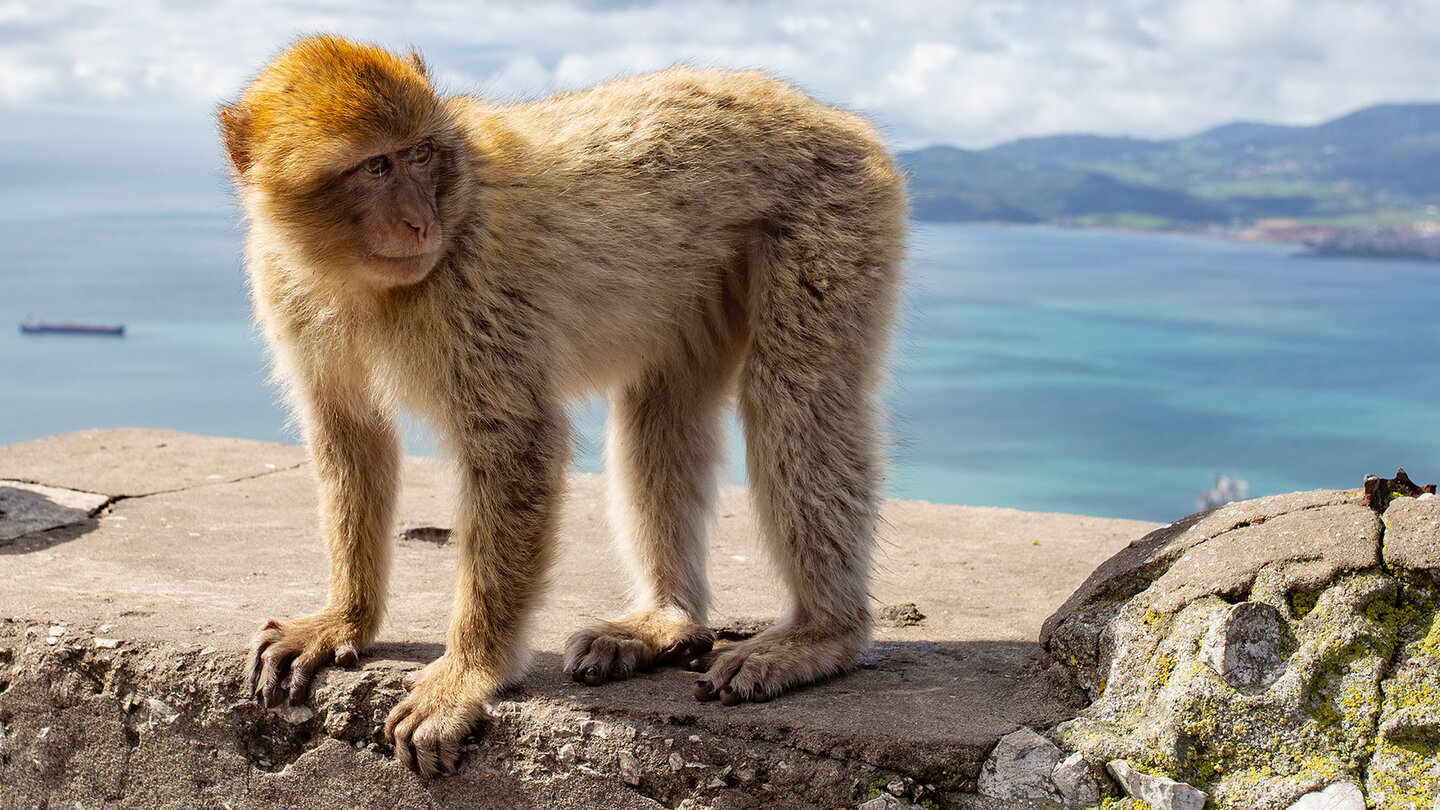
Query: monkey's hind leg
695 220 899 706
564 351 737 685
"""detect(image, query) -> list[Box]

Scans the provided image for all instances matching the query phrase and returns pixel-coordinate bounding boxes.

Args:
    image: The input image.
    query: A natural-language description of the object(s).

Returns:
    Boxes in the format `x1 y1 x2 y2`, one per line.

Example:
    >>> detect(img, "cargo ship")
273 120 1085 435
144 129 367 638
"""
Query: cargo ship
19 315 125 336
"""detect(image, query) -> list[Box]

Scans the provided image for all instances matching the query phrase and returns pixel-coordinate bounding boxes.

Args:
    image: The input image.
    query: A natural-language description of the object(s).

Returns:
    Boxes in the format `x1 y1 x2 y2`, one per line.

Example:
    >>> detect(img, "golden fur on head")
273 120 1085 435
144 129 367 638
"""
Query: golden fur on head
219 35 445 183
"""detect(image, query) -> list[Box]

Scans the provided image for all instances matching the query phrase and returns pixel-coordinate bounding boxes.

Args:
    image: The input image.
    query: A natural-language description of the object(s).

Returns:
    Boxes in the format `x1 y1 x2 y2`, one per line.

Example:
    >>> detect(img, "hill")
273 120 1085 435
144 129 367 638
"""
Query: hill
901 102 1440 230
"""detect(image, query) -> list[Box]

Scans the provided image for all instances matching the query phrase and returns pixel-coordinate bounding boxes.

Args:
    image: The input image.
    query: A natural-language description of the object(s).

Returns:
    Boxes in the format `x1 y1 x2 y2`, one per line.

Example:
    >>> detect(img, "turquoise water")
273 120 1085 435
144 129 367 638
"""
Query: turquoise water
3 214 1438 522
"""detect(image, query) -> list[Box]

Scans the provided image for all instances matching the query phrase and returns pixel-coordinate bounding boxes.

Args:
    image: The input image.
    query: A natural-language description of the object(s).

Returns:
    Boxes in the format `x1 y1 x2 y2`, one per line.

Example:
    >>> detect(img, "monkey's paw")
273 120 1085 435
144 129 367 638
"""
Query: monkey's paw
247 613 366 708
384 655 497 777
693 623 862 706
563 608 715 686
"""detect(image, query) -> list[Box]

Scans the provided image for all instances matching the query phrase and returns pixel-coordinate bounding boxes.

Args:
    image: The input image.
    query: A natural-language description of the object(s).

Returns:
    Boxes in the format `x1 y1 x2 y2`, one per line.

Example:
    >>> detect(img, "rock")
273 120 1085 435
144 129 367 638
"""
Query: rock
617 750 639 786
1107 760 1207 810
271 703 314 725
1199 600 1286 689
857 795 911 810
875 603 925 627
1365 568 1440 808
94 638 121 649
557 742 577 765
1051 752 1099 807
1282 781 1365 810
146 698 180 724
977 726 1062 801
1045 488 1440 810
1383 496 1440 572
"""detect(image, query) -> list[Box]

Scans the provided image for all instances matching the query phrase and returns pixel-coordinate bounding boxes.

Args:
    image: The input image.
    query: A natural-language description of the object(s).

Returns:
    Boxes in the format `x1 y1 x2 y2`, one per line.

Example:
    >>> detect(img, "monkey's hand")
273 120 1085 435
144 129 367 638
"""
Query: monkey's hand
563 608 715 685
246 613 366 708
384 654 497 777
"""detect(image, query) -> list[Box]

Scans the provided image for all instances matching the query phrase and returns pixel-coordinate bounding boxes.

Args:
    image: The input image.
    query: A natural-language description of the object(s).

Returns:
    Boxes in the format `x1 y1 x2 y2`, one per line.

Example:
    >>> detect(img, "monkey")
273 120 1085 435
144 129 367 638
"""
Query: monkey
219 35 905 777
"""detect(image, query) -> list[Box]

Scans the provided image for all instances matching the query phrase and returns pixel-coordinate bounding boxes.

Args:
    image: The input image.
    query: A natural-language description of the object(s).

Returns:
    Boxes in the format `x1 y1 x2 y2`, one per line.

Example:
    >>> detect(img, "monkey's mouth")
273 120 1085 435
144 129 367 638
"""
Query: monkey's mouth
365 250 442 284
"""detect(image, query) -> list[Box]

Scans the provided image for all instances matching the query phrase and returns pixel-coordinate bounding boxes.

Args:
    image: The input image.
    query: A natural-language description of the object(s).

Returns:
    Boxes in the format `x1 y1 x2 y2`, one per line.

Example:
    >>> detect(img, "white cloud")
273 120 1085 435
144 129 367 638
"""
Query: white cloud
887 43 959 98
1 0 1438 148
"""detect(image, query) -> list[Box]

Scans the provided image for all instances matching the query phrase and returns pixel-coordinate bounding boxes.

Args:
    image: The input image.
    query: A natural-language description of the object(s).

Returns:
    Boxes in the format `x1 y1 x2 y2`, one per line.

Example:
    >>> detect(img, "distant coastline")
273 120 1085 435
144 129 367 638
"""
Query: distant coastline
900 101 1440 262
1109 219 1440 262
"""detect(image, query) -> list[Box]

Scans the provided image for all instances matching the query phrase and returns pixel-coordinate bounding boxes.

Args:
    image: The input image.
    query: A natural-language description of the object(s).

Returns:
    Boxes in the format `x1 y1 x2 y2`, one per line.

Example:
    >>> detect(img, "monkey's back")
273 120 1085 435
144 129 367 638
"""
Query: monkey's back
436 68 906 395
461 67 903 225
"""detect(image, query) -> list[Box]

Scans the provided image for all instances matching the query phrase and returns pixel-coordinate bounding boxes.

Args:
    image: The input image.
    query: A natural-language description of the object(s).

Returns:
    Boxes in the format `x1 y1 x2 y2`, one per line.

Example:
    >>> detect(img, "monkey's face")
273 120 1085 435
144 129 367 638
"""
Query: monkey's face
332 138 446 286
219 35 458 290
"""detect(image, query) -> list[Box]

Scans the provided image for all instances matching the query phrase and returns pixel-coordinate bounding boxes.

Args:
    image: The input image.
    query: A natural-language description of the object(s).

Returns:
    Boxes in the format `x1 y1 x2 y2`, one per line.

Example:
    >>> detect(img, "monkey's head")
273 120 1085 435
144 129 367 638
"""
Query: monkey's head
220 36 464 288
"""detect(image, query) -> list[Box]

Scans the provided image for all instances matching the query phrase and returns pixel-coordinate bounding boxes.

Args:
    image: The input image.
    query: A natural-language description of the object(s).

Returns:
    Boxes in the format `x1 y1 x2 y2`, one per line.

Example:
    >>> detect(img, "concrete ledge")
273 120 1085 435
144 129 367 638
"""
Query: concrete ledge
0 430 1155 809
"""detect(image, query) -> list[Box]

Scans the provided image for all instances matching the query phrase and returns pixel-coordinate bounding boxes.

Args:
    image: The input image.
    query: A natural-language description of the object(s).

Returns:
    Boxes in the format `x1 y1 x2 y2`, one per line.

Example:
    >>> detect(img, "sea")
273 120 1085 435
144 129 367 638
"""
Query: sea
3 212 1439 523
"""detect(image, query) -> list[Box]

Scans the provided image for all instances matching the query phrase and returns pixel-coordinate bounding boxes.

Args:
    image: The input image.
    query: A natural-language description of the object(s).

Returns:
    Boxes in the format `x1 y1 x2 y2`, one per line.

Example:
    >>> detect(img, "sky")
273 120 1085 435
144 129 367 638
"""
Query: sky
2 0 1438 213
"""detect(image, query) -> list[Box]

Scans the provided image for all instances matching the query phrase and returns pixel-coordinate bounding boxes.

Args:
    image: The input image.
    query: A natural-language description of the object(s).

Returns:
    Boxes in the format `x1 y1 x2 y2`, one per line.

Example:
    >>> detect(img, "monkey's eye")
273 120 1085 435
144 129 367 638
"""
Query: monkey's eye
410 141 434 165
363 155 391 176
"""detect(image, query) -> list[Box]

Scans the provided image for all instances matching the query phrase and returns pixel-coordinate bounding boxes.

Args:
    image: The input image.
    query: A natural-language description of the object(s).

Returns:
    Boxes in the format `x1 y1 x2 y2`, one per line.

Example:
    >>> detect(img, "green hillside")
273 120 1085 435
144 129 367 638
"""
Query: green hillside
901 103 1440 228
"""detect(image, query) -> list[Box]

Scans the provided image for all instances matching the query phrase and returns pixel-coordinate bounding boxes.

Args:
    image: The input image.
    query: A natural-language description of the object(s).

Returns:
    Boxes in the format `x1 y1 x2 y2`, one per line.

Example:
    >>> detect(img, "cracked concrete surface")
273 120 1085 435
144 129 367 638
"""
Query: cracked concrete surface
0 429 1156 809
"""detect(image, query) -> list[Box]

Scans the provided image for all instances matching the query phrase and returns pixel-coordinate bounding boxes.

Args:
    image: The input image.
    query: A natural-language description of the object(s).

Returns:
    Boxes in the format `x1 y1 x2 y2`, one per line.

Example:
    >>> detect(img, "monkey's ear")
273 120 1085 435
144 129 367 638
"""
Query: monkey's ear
218 104 254 175
406 49 430 82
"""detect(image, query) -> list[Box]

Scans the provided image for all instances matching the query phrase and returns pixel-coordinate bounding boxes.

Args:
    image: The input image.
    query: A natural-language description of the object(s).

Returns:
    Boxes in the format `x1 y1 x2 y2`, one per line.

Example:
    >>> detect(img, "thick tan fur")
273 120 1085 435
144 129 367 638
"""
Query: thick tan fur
222 35 905 776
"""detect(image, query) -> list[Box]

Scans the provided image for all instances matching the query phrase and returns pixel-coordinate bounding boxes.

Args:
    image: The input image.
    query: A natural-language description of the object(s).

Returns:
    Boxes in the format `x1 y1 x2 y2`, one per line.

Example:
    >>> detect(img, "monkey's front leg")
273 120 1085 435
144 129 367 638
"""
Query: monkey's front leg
248 392 400 707
385 416 564 777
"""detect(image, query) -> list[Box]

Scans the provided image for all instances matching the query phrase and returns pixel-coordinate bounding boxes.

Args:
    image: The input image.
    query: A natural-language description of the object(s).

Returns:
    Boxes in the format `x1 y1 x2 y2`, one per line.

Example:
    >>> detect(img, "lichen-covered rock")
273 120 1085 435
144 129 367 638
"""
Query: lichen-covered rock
1363 495 1440 809
1043 489 1440 810
1107 759 1207 810
1200 601 1286 690
1282 780 1365 810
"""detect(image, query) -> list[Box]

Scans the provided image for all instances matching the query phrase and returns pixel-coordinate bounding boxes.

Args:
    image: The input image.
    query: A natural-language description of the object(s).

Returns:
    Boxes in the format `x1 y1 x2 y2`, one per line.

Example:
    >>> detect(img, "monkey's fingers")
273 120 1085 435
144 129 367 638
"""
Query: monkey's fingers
388 710 419 772
411 721 463 778
286 647 333 705
254 643 305 708
385 696 471 777
699 651 774 706
246 619 285 696
569 635 650 685
334 643 359 667
656 632 714 665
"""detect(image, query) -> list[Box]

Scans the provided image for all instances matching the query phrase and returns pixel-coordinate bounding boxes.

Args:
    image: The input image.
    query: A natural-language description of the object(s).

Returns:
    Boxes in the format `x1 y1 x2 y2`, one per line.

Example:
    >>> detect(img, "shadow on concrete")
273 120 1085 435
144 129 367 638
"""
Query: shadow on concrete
0 485 102 554
367 640 448 665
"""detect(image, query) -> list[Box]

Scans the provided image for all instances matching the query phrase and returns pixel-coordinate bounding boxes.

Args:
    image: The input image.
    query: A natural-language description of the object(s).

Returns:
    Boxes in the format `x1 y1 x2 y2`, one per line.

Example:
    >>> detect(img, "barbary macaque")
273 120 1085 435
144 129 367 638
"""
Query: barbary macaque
220 35 905 776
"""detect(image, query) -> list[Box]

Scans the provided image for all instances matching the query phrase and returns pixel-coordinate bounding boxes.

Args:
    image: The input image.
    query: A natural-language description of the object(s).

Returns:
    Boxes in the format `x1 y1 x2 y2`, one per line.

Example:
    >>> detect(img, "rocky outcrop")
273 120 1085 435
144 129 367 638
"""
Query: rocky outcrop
1040 488 1440 810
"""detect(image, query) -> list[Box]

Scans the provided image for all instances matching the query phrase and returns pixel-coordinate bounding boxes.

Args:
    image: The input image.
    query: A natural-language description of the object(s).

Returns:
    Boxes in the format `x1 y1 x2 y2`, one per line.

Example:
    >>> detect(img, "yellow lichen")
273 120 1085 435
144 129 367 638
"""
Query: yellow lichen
1153 652 1177 689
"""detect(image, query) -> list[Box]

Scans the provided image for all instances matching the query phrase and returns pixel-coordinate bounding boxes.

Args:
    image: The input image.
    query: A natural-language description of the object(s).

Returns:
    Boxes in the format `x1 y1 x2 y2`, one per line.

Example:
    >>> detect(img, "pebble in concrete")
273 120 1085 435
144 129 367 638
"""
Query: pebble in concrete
1107 759 1207 810
1200 601 1286 689
617 750 640 786
1281 781 1366 810
977 726 1062 802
